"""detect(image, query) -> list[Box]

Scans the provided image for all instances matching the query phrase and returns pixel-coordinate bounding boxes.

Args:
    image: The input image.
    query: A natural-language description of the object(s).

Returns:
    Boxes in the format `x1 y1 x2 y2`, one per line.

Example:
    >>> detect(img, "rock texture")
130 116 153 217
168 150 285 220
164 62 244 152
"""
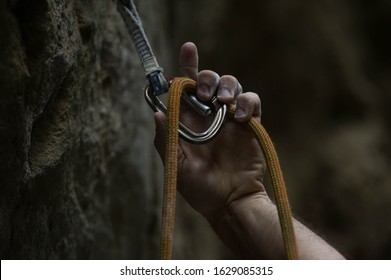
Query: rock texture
0 0 171 259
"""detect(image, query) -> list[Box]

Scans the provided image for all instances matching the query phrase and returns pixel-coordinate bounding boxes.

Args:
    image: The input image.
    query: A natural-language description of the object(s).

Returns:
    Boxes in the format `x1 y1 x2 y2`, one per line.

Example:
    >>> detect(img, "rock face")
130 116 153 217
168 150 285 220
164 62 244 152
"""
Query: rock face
0 0 171 259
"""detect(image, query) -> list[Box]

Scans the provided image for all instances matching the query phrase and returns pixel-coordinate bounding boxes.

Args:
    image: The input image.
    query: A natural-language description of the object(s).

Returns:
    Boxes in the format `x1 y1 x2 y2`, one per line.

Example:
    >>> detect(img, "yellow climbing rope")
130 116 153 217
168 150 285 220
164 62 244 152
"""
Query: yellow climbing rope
160 77 298 260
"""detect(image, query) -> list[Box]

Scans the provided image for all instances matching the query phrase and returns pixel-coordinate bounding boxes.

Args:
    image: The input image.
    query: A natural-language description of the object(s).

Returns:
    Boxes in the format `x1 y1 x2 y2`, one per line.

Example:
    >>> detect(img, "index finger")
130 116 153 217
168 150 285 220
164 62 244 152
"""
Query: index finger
179 42 198 80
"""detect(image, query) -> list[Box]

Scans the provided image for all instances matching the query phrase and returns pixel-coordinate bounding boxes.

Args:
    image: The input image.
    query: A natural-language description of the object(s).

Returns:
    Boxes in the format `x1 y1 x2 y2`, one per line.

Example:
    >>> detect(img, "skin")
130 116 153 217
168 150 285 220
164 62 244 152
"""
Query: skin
154 42 345 260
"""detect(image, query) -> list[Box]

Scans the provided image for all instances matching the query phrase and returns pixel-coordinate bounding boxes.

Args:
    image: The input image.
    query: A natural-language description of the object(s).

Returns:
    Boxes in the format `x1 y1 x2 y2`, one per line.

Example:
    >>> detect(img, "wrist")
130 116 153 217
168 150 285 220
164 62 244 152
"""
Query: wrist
205 192 271 225
205 192 281 259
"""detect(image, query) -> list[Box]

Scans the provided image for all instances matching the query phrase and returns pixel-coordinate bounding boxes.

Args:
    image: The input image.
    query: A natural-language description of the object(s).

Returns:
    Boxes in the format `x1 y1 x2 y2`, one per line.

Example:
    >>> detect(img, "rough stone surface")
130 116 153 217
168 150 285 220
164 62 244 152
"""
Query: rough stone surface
0 0 171 259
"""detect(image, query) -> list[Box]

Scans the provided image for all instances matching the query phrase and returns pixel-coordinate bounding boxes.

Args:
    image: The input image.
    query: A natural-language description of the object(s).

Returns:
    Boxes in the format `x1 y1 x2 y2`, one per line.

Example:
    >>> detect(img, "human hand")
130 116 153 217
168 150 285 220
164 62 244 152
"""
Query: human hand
154 42 268 219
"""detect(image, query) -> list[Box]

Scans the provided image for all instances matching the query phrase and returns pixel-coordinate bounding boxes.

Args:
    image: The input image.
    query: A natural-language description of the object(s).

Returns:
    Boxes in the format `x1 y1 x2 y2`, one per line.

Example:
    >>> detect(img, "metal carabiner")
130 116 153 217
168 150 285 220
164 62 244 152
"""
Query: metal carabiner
144 81 227 144
118 1 227 143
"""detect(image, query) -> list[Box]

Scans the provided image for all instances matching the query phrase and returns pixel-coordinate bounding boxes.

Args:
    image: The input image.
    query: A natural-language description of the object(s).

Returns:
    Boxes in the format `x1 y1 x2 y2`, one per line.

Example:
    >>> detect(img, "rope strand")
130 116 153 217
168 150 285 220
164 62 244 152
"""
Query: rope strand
160 77 298 260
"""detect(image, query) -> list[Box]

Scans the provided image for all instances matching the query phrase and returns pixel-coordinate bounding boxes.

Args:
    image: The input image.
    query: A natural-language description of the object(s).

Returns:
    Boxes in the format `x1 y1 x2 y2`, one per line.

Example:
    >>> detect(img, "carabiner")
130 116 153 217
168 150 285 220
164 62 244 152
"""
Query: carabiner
118 1 226 143
144 81 227 144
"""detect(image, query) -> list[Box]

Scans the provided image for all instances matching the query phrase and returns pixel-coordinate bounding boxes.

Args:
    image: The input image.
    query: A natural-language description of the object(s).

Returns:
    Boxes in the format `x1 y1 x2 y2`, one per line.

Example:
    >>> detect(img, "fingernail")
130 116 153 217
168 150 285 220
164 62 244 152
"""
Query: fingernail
198 84 210 98
234 107 246 119
219 88 232 99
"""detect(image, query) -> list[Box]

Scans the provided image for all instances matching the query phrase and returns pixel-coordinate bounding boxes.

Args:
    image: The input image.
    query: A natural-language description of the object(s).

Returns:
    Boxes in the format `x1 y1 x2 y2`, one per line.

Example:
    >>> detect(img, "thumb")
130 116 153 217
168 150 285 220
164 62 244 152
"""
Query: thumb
154 111 166 161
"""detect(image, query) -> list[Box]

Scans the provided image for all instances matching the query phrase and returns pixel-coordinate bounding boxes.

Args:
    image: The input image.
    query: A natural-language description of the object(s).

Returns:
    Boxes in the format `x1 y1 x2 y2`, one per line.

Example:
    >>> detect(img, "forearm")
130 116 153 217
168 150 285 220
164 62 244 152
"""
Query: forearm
207 193 345 259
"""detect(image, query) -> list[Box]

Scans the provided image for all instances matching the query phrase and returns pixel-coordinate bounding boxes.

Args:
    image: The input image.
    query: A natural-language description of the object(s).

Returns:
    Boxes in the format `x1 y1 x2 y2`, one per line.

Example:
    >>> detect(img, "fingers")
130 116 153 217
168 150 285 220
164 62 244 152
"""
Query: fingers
178 42 261 124
179 43 243 104
179 42 198 80
196 71 261 123
196 73 242 103
234 92 262 123
197 70 220 101
217 75 243 103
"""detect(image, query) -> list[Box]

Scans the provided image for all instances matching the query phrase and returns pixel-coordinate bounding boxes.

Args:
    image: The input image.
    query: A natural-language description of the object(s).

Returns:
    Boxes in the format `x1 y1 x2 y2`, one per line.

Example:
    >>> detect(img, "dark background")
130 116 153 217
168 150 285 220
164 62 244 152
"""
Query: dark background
171 0 391 260
1 0 390 259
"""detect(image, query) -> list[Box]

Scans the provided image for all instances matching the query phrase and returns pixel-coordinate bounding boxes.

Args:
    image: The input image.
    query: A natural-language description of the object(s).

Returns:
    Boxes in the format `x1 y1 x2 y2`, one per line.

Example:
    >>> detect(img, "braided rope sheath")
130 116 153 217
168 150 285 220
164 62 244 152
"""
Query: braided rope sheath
229 108 299 260
160 78 195 259
161 77 298 260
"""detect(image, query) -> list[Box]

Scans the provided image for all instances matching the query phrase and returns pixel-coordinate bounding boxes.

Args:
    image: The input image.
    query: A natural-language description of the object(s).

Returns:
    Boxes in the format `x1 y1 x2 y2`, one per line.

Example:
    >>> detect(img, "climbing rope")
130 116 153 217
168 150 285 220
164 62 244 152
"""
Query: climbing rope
160 77 298 260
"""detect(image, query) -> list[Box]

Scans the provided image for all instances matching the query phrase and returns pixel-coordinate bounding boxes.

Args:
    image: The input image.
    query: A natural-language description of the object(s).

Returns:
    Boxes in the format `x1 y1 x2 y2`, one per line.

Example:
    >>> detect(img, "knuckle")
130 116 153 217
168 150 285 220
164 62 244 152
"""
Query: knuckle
198 70 219 80
220 75 237 87
220 75 242 95
198 71 220 90
220 74 236 81
237 92 260 109
247 92 261 104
